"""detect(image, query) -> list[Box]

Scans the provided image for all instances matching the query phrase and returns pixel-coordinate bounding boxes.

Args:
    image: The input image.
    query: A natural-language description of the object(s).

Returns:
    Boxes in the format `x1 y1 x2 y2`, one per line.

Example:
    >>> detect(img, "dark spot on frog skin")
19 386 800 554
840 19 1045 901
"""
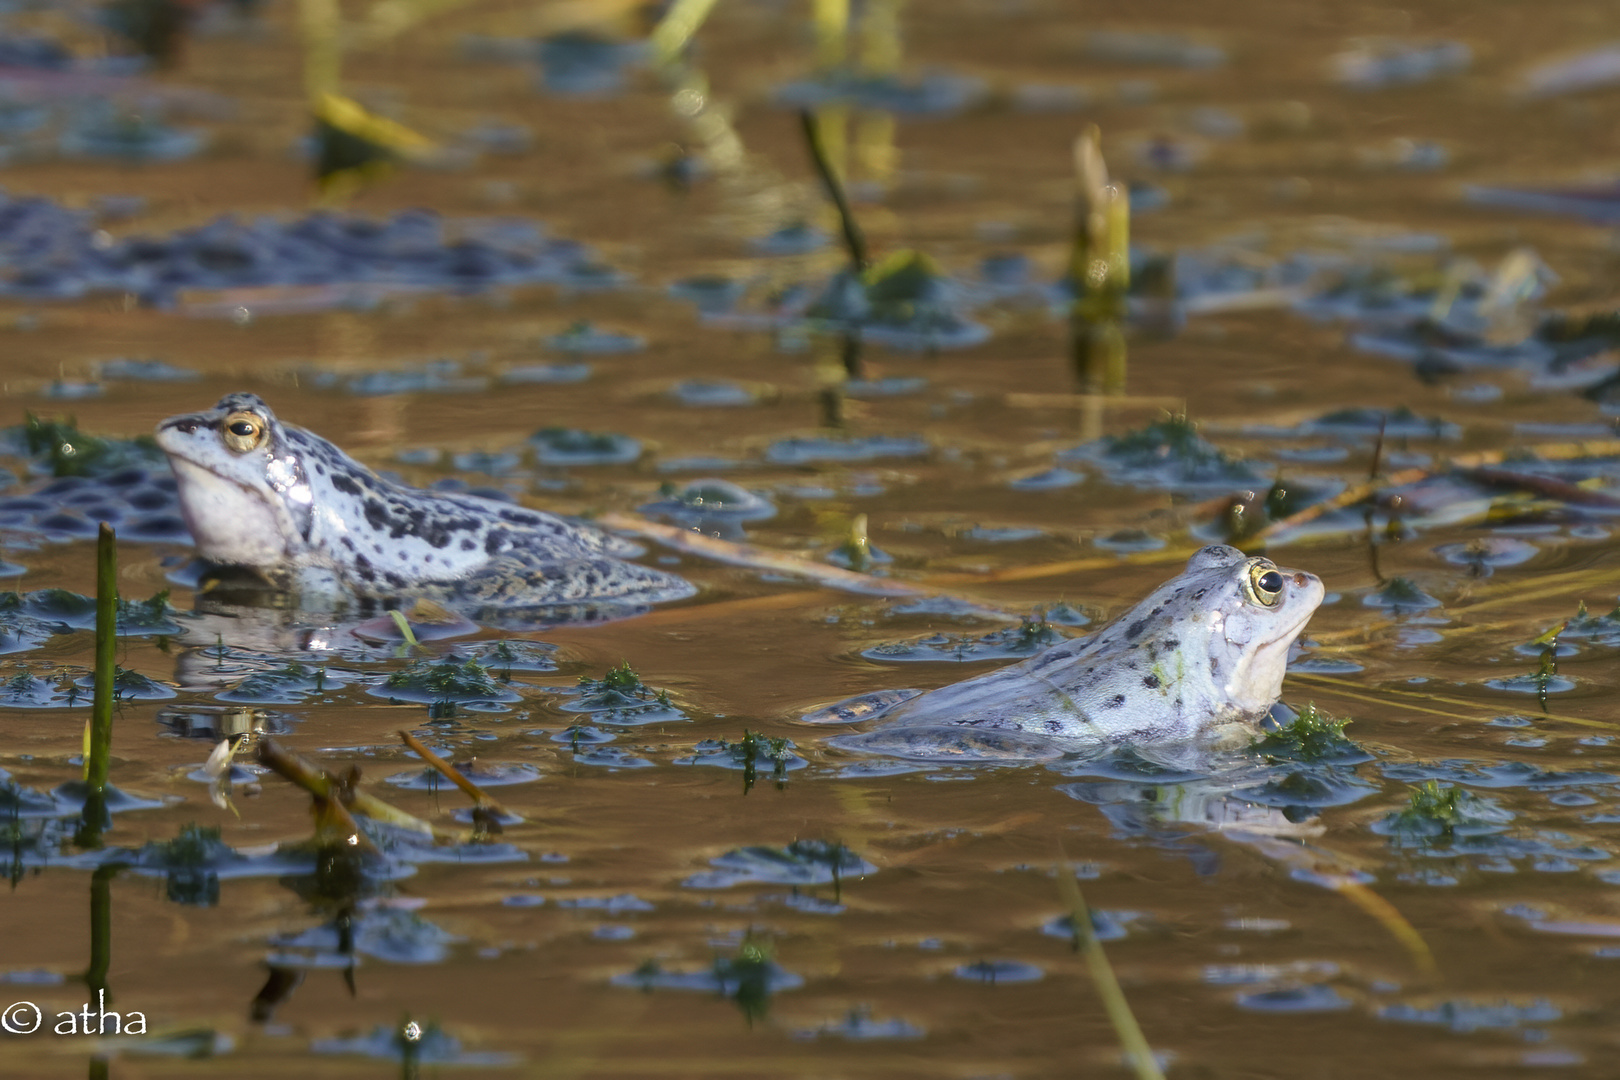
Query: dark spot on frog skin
353 554 376 583
500 509 542 526
1103 694 1125 708
461 538 476 551
1191 588 1207 601
331 472 361 497
363 498 389 532
1125 619 1148 640
485 529 511 557
1161 637 1180 651
1143 673 1161 689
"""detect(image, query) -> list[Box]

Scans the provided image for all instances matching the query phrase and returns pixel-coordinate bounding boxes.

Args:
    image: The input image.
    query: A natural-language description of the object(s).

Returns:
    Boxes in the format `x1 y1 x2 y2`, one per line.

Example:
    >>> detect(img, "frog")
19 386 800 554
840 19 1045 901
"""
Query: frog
809 545 1324 756
155 393 696 612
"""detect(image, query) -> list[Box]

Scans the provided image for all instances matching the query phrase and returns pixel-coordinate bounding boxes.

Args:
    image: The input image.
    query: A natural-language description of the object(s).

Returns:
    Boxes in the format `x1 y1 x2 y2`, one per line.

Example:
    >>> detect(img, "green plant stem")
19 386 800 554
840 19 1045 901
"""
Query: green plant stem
1055 848 1164 1080
800 109 868 271
77 524 118 845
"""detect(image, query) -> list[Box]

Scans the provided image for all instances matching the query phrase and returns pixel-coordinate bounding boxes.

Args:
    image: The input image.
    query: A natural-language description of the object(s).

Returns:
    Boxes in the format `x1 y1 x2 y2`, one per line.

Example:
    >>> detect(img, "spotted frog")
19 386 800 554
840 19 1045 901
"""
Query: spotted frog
156 393 695 611
814 545 1324 756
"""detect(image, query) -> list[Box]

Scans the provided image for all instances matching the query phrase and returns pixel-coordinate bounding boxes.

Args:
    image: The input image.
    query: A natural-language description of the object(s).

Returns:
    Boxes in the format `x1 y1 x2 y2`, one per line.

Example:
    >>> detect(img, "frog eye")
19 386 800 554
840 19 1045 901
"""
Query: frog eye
220 411 266 453
1247 563 1285 607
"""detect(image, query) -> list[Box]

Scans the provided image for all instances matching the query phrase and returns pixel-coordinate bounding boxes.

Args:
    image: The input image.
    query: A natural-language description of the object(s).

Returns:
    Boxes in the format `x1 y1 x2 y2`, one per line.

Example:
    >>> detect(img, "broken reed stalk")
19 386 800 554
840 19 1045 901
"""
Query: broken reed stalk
1070 125 1130 307
1055 847 1164 1080
398 729 511 818
256 736 435 844
800 109 868 272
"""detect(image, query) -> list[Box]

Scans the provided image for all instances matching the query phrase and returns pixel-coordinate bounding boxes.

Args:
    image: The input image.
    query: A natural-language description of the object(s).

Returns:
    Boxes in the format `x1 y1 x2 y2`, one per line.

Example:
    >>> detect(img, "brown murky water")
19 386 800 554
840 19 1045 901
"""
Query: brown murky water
5 0 1620 1076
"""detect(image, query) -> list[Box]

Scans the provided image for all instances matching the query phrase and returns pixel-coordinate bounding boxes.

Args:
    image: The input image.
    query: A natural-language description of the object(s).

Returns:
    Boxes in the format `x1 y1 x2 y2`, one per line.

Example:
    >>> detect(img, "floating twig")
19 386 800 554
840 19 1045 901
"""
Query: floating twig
398 729 512 819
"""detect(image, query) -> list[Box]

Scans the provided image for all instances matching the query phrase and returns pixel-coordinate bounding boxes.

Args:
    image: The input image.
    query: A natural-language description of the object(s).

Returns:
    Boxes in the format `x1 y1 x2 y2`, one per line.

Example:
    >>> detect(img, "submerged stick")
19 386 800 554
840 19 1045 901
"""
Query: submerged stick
800 109 868 271
1289 672 1618 731
597 511 1011 614
1055 847 1164 1080
1257 439 1620 540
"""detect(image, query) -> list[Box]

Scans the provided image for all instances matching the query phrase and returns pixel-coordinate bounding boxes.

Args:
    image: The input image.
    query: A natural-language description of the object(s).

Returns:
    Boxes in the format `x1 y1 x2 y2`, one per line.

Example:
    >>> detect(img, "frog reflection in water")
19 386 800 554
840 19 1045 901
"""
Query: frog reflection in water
821 546 1324 757
156 393 695 612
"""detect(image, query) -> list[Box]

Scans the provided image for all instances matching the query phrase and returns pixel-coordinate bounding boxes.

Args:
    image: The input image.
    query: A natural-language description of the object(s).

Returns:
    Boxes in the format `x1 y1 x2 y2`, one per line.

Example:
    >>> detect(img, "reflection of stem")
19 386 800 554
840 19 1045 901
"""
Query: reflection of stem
812 0 849 68
85 864 116 1000
800 109 868 271
858 0 902 75
1070 317 1126 395
839 332 864 380
854 111 896 189
298 0 341 100
1055 847 1164 1080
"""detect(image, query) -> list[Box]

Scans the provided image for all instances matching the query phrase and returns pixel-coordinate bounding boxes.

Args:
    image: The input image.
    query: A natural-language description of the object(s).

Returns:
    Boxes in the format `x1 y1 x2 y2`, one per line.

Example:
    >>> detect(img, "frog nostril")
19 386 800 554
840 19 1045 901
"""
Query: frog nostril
1292 572 1307 587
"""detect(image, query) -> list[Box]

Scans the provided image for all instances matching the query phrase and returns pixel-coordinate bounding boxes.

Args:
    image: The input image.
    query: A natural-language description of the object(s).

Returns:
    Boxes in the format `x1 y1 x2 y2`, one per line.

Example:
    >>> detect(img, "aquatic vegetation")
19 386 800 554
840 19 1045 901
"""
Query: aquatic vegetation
0 668 86 708
1331 39 1470 88
543 321 644 354
667 379 757 407
802 251 990 350
311 1020 516 1065
683 840 876 889
444 639 559 676
1235 985 1352 1012
560 662 684 724
776 69 987 115
218 662 343 705
638 480 776 526
678 731 808 785
765 434 928 465
1059 415 1262 491
535 30 647 96
954 959 1045 984
861 617 1070 663
0 197 622 309
1362 577 1443 613
1377 997 1560 1032
1376 782 1515 845
799 1008 924 1040
59 103 204 162
384 761 540 790
369 659 522 712
1252 704 1366 764
74 666 176 702
1556 599 1620 645
529 427 642 466
612 940 804 1023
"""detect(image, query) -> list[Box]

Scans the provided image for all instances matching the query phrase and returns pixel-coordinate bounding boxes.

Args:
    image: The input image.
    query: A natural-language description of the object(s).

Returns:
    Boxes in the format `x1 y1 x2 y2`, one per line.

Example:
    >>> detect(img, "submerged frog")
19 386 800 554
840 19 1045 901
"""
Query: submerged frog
814 545 1324 757
156 393 695 611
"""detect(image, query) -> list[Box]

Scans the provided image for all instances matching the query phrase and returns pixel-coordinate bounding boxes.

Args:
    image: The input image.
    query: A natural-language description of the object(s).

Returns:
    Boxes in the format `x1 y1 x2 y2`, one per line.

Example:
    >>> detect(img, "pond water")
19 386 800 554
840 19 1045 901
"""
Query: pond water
5 0 1620 1076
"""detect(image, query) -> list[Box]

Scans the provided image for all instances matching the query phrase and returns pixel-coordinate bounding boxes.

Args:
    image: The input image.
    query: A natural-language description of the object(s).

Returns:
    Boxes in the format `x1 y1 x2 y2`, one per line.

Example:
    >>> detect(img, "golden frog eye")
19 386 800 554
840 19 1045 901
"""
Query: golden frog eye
1247 562 1285 607
220 411 266 453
